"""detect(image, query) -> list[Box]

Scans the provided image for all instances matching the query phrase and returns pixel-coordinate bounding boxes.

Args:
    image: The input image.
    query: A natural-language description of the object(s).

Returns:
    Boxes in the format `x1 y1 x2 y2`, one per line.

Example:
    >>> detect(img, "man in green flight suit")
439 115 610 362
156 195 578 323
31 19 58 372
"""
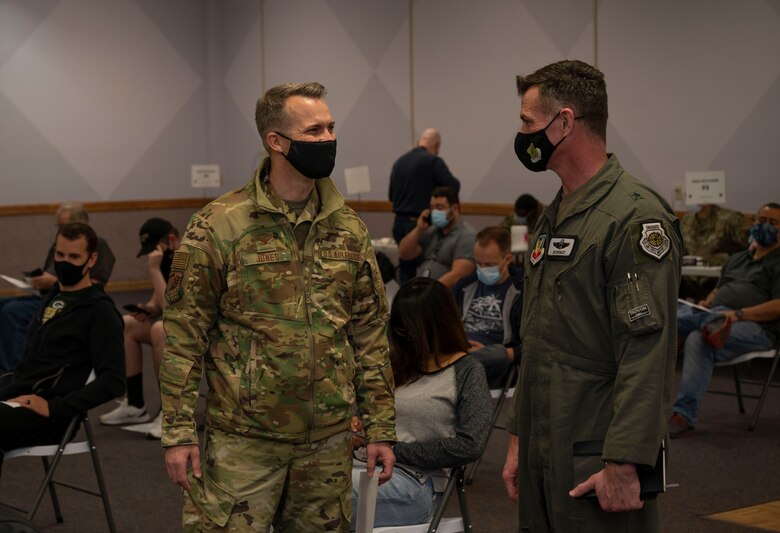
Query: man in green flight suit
160 82 396 532
502 60 682 532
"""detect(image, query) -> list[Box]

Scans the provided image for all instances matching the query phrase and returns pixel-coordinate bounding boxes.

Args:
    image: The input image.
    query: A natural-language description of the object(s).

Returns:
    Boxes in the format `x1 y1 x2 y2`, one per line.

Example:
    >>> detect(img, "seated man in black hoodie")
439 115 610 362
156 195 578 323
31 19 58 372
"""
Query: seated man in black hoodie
453 226 523 388
0 222 125 474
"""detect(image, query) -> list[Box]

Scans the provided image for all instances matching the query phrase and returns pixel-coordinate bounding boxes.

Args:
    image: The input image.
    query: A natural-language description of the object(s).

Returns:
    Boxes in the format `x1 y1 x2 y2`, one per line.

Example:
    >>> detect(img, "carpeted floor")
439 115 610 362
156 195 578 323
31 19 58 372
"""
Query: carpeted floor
1 291 778 532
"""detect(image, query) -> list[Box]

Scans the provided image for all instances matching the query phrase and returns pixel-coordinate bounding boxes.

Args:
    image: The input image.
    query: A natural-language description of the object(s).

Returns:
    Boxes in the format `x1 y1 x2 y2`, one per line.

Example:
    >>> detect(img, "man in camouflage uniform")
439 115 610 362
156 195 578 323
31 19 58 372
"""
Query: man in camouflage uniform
160 82 396 532
502 60 681 532
680 204 748 300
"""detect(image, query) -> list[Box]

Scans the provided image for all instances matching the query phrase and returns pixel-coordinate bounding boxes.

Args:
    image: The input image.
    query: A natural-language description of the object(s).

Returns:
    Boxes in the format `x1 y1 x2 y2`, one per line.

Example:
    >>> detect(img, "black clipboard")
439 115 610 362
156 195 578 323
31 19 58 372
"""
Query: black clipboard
572 440 666 500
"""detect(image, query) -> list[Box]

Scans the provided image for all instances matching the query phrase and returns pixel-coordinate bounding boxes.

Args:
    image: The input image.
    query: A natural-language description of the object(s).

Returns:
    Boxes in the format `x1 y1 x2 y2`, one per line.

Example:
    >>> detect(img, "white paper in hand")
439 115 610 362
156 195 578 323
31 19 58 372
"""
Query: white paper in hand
354 470 379 533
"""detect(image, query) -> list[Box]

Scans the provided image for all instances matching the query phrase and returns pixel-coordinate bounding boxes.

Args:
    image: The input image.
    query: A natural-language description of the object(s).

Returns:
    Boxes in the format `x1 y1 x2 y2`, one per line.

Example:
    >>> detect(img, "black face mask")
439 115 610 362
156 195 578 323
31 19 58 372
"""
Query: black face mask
54 259 89 287
160 249 174 282
274 131 337 180
514 111 583 172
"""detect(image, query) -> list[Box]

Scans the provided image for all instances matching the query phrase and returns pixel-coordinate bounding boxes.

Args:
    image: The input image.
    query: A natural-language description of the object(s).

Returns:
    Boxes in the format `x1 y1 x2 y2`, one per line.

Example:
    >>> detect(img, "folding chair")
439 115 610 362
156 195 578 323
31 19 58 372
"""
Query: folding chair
708 345 780 431
359 465 472 533
2 367 117 533
465 365 517 485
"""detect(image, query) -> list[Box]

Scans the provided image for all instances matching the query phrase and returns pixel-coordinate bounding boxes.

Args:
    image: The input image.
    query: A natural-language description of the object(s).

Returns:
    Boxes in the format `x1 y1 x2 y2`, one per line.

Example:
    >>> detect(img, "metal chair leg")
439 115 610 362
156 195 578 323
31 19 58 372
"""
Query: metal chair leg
732 366 745 413
748 350 780 432
41 456 64 523
83 414 117 533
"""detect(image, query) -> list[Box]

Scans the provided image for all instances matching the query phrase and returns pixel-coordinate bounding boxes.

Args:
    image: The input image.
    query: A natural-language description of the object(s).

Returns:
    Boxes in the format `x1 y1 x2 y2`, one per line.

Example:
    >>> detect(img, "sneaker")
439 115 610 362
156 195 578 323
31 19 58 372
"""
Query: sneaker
99 399 150 426
146 411 162 440
668 413 694 438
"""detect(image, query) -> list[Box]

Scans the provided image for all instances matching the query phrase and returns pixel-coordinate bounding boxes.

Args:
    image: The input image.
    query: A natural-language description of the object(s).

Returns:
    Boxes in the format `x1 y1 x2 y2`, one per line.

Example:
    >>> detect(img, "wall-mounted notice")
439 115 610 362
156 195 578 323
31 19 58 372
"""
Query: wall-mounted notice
345 166 371 195
685 171 725 206
191 164 222 188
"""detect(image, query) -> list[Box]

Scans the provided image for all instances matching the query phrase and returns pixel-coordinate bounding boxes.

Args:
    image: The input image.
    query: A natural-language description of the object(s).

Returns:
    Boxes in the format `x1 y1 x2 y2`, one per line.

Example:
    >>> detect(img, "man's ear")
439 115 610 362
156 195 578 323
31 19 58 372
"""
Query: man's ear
266 131 286 154
87 251 98 269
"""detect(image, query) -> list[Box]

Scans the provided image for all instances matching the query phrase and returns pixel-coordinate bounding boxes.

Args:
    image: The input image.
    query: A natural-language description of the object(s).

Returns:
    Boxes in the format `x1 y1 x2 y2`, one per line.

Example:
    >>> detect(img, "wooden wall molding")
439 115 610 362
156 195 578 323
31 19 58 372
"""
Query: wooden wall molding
0 198 514 218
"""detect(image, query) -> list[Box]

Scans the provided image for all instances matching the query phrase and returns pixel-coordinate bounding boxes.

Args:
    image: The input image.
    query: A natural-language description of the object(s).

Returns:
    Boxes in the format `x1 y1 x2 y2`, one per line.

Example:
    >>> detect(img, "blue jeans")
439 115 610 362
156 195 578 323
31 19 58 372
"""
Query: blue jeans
673 304 773 425
0 296 41 371
350 465 438 530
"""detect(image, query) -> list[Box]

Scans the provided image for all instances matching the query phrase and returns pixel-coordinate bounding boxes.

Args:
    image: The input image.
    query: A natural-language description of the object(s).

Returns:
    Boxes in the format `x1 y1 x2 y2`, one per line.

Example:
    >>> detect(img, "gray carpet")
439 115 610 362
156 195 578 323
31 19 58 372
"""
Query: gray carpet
1 292 778 532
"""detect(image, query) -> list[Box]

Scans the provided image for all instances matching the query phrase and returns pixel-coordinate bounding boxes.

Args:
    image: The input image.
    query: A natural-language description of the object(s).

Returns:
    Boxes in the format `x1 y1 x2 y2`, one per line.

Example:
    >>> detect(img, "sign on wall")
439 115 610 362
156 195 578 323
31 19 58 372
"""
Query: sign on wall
685 171 726 206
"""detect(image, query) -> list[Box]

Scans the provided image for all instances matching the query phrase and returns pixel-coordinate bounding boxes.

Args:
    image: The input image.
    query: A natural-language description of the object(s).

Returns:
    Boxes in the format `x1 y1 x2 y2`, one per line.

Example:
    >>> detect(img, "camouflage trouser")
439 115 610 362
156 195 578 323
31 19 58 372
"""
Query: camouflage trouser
182 428 352 532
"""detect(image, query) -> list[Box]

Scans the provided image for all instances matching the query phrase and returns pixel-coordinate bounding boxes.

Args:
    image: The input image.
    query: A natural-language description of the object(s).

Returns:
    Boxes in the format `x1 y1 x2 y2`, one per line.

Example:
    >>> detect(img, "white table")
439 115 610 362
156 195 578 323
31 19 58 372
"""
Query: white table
681 265 721 278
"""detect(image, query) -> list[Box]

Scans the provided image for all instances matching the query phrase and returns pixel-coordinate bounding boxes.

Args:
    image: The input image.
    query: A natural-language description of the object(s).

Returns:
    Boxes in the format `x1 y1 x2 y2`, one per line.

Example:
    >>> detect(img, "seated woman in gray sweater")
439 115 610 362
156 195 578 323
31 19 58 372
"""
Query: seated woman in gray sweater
351 277 493 528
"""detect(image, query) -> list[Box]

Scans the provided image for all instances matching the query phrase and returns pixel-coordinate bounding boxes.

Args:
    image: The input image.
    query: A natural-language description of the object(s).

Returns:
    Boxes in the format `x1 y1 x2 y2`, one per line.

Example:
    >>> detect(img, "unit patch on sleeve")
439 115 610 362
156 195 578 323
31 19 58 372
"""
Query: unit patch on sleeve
547 236 577 259
637 222 671 260
530 234 547 266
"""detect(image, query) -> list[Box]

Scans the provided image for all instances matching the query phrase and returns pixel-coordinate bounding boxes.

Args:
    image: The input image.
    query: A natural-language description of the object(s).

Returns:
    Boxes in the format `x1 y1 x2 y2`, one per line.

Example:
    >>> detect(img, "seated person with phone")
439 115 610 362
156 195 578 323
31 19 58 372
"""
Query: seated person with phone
0 222 125 475
0 203 114 372
99 218 179 440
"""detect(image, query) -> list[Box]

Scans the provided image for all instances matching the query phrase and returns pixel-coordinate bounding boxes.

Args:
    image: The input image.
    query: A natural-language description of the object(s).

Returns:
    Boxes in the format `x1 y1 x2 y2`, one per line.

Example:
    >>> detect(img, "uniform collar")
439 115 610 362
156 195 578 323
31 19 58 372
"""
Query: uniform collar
249 157 346 223
545 153 623 228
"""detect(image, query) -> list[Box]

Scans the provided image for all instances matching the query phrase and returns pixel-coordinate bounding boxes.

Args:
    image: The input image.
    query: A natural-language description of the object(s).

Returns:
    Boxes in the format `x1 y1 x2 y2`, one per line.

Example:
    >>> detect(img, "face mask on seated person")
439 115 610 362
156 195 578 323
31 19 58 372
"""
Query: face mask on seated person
54 259 89 287
430 209 450 229
477 265 502 286
749 222 778 248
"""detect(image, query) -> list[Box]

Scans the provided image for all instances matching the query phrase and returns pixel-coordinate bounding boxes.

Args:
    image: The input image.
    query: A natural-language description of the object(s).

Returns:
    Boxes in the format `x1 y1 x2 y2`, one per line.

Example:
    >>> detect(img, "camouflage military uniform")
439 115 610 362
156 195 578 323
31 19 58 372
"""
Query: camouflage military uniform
161 159 396 532
680 205 747 300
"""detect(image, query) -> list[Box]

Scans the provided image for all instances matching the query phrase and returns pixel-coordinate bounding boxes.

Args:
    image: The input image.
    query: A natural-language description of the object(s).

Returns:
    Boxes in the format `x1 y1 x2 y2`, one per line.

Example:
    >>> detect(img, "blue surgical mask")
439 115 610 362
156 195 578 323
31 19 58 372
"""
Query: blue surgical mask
749 222 778 248
477 265 502 286
514 214 528 225
430 209 450 229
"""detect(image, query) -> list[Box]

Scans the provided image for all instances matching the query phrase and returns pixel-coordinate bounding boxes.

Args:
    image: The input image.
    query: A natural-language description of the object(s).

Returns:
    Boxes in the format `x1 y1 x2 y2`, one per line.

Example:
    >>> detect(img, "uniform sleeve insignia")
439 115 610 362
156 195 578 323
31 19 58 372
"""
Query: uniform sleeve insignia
638 222 671 260
165 271 184 304
171 250 190 271
530 234 547 266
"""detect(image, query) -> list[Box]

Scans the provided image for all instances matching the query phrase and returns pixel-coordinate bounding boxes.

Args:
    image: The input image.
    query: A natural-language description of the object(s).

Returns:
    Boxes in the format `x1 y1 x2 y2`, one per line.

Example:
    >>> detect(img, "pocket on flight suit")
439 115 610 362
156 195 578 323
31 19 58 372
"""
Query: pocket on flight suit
609 274 661 337
186 468 238 528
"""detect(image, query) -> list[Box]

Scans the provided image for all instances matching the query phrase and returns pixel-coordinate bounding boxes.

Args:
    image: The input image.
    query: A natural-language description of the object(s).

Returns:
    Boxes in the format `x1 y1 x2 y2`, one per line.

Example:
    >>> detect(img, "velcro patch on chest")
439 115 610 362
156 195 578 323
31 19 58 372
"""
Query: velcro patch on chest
547 236 577 259
320 249 362 262
242 250 292 265
530 234 547 266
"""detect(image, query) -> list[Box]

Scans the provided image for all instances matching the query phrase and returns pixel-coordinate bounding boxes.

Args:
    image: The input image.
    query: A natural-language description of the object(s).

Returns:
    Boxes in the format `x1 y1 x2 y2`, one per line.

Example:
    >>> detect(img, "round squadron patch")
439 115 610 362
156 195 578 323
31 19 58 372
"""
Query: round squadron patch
638 222 671 260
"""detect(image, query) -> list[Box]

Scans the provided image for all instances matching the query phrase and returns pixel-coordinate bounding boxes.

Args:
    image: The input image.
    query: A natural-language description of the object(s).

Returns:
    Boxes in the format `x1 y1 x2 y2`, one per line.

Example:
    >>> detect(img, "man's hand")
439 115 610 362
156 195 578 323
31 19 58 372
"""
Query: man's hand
165 444 201 492
366 442 395 486
467 340 485 353
29 272 57 291
569 462 643 512
417 209 432 231
9 394 49 417
502 434 519 502
351 416 366 448
148 244 165 271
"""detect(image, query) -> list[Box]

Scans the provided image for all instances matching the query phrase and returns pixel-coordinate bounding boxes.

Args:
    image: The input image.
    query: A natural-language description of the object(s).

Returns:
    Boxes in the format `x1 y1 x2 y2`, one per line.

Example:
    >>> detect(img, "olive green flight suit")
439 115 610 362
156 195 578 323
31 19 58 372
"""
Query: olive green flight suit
507 155 682 532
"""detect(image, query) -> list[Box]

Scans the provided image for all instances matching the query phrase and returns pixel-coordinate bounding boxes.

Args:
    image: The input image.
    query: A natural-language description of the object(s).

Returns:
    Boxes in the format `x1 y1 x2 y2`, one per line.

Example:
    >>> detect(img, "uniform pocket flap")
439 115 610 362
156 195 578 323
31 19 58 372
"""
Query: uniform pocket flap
188 469 238 527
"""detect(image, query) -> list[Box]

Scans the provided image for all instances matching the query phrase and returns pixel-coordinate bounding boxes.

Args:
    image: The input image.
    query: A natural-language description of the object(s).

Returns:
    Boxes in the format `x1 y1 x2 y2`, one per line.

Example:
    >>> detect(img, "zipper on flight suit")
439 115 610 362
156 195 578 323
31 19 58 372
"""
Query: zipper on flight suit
552 243 597 302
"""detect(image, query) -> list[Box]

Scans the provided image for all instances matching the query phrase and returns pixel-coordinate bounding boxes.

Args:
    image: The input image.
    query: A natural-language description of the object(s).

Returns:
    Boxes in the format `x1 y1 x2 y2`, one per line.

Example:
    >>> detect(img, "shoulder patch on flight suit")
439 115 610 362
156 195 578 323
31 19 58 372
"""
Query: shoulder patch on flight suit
631 222 671 262
530 234 547 266
547 236 577 259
